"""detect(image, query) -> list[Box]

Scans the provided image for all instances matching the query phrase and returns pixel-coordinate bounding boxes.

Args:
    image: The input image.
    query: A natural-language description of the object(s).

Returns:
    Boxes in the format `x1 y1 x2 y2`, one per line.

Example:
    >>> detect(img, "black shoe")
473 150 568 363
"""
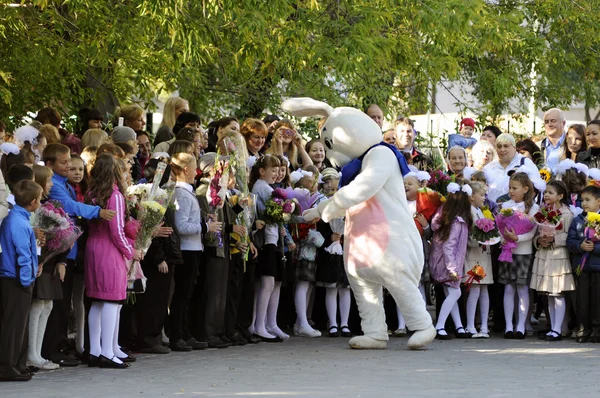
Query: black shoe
328 326 339 337
246 335 262 344
504 331 515 339
225 333 247 346
88 354 100 368
98 355 129 369
170 339 193 352
455 327 472 338
340 326 352 338
436 329 452 340
17 368 34 377
207 336 230 348
186 337 208 350
537 329 551 339
546 331 562 342
117 353 137 363
0 367 32 382
514 331 525 340
253 333 283 343
51 352 80 367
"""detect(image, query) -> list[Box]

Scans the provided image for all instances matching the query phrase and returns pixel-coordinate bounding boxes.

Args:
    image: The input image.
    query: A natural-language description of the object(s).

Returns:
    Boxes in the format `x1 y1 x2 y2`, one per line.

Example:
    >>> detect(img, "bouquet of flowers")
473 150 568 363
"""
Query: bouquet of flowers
264 188 299 225
463 264 487 292
533 205 563 237
427 170 451 196
229 192 256 265
206 155 230 247
575 212 600 275
471 217 500 245
495 207 536 263
415 188 444 235
126 162 175 253
539 167 552 183
32 200 83 265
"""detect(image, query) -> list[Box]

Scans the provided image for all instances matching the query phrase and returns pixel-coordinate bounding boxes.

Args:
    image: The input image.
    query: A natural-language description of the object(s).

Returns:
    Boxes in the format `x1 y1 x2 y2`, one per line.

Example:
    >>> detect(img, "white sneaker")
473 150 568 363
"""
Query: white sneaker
472 332 490 339
31 360 59 370
293 324 321 337
392 328 407 337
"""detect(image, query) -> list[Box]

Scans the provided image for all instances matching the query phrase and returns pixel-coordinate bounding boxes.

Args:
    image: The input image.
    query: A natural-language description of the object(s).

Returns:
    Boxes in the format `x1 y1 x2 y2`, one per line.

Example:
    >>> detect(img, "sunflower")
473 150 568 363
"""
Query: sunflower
539 168 552 182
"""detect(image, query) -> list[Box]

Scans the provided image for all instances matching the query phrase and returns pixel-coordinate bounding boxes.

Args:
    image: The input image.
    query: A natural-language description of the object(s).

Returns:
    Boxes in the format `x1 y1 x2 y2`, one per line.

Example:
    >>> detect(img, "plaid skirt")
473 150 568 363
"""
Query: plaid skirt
498 253 534 285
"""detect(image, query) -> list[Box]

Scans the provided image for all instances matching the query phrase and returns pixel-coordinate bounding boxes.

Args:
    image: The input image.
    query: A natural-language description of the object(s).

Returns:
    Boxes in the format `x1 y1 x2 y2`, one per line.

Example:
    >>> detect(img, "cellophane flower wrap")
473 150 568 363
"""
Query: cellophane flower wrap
471 217 500 244
206 155 229 248
126 176 174 253
575 212 600 275
415 188 444 235
222 135 255 262
495 207 535 263
32 200 83 265
533 205 563 237
427 170 451 197
264 188 297 225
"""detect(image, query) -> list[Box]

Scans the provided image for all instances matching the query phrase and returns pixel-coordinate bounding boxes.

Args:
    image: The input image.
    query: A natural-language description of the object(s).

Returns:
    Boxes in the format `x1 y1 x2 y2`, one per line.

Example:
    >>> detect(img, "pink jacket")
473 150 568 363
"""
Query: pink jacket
85 186 134 301
428 209 469 288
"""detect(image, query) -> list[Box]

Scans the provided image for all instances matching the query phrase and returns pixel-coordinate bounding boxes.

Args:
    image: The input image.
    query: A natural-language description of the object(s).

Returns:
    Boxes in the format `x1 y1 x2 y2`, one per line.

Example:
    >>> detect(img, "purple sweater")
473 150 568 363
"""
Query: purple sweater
429 210 469 288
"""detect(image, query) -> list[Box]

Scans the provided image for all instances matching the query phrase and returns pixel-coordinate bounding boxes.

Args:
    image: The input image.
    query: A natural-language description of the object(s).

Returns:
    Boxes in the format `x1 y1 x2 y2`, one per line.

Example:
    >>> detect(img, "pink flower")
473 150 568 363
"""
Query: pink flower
273 188 288 200
282 201 293 214
475 218 495 233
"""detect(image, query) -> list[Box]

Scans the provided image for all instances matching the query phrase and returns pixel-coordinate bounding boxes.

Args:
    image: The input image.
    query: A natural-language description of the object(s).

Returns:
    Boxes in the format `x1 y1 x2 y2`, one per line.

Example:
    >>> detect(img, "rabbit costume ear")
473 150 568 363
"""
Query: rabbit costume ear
281 97 335 118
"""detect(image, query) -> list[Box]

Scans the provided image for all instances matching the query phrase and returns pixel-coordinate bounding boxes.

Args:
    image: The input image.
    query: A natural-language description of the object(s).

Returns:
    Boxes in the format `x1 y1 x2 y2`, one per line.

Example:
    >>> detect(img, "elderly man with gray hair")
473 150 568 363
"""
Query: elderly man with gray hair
539 108 566 170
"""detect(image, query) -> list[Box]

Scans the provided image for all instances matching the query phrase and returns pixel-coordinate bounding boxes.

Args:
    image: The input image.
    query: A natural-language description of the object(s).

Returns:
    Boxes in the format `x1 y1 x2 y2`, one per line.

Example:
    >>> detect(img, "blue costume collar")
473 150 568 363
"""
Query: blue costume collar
339 142 411 188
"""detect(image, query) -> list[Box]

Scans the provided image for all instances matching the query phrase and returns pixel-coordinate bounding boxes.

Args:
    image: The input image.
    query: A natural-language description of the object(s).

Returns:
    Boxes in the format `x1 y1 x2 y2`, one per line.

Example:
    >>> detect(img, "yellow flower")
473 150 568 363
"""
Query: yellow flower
587 212 600 223
482 207 494 220
500 208 514 216
141 200 166 215
539 168 551 183
229 195 239 206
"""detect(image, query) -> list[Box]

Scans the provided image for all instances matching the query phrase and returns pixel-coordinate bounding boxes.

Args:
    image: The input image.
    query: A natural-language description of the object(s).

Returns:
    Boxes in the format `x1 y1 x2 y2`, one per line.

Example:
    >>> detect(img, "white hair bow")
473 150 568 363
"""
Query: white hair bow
290 168 313 184
0 142 20 155
589 168 600 181
14 125 39 146
447 182 472 196
246 155 257 169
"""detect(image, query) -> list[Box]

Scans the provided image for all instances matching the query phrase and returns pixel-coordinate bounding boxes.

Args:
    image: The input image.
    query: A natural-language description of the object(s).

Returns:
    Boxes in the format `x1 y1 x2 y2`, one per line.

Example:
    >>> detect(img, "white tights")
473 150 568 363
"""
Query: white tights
28 299 53 364
88 301 123 364
504 283 529 333
466 285 490 333
295 281 317 330
435 286 463 333
325 287 351 328
548 295 566 336
253 276 283 339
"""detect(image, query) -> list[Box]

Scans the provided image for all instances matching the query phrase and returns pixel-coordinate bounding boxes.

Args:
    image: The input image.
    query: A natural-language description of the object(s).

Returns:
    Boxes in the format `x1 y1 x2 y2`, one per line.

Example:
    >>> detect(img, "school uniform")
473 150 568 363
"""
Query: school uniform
567 213 600 338
0 205 38 375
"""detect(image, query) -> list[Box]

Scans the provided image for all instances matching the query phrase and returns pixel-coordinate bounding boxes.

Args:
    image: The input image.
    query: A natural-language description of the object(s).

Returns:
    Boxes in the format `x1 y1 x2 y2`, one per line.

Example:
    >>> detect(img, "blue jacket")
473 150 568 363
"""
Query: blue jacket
48 173 101 259
448 134 477 151
567 213 600 272
0 205 39 287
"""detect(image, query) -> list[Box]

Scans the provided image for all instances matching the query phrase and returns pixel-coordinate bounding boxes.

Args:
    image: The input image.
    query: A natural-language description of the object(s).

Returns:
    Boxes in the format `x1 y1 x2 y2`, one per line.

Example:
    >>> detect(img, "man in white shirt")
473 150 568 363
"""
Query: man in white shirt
540 108 566 170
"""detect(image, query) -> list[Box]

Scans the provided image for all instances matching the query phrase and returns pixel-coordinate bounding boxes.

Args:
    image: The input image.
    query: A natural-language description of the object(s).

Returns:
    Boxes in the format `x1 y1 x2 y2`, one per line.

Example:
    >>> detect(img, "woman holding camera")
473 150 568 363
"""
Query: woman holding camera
266 119 312 170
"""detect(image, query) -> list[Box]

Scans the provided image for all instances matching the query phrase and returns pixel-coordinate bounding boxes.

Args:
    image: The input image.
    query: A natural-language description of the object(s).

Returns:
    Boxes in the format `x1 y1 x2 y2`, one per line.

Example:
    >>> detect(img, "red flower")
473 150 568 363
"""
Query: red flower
548 210 557 219
534 212 544 223
556 223 563 231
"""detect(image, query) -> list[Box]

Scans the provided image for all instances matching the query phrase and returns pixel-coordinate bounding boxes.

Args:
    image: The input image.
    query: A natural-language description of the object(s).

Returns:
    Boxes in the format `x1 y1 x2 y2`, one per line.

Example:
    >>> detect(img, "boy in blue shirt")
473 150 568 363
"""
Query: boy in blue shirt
0 180 43 382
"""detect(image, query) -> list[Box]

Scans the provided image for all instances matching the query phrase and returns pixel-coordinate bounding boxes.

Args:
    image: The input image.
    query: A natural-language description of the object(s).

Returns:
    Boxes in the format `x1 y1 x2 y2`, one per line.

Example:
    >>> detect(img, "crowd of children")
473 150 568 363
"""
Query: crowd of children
1 104 600 383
